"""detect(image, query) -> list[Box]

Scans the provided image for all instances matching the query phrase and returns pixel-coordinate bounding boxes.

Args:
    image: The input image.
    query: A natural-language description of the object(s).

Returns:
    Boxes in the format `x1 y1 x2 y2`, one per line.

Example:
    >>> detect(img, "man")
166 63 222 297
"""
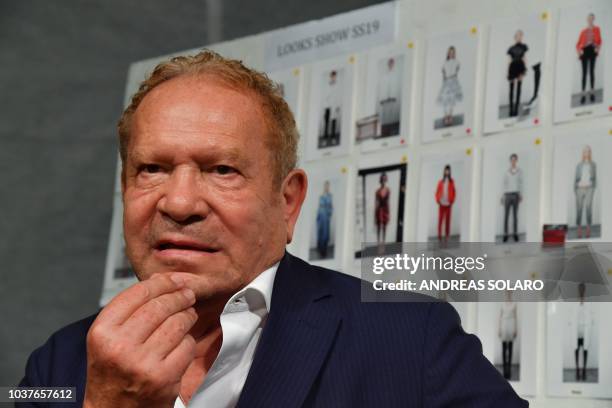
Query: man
19 50 527 407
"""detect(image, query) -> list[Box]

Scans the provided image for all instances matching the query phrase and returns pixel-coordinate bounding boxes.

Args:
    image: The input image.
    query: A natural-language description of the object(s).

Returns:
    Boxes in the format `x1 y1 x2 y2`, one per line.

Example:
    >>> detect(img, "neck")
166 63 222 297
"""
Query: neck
189 298 226 357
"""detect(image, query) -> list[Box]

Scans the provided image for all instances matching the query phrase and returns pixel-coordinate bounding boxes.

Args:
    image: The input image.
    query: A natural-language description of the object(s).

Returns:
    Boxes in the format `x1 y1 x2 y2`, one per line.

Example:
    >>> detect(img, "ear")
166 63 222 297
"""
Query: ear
281 169 308 244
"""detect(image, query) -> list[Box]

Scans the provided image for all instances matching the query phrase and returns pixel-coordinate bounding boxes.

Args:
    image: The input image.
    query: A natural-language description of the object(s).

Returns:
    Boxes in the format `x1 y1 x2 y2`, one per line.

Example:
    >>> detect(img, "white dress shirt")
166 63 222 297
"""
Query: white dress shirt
174 262 279 408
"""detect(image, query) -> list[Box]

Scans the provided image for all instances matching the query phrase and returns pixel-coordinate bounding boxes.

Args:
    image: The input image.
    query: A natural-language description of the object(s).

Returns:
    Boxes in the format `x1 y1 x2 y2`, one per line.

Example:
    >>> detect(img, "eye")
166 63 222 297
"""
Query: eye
140 164 162 174
214 165 236 175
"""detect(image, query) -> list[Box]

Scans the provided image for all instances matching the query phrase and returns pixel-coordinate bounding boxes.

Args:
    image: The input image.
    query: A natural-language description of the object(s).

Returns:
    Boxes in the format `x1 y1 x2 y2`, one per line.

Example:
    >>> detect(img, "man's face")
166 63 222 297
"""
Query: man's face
122 76 288 300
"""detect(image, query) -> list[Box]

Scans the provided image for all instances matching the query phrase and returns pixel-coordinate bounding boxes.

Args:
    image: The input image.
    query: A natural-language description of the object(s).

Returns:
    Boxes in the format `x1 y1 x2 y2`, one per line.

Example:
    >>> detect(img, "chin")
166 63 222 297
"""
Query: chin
177 272 240 300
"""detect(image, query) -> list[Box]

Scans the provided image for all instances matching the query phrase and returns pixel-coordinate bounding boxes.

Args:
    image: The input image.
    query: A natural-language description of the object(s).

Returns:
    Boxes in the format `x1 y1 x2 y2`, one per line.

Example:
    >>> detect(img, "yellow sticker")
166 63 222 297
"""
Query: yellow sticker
607 268 612 276
466 148 472 156
530 272 538 279
407 41 414 49
348 55 355 64
470 26 478 35
608 129 612 135
292 68 300 76
535 138 542 145
401 155 408 163
341 166 347 174
541 12 549 21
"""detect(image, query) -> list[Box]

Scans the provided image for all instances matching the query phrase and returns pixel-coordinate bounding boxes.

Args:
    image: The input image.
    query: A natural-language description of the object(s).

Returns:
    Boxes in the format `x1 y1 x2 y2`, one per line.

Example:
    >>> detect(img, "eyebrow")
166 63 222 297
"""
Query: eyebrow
128 145 249 166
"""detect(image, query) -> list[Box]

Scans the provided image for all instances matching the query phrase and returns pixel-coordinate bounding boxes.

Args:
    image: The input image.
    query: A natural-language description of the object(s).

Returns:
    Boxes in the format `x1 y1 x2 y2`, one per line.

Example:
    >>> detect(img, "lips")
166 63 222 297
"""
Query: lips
154 237 219 253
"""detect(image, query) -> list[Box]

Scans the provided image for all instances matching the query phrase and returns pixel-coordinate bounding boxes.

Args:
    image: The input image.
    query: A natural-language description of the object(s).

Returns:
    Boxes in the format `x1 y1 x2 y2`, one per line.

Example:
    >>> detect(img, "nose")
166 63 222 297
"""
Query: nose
156 166 208 225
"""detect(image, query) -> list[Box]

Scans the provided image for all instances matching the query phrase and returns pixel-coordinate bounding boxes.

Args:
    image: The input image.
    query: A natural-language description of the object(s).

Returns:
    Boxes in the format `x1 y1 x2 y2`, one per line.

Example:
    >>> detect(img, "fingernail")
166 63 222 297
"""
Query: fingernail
182 288 195 302
188 308 198 320
170 275 185 287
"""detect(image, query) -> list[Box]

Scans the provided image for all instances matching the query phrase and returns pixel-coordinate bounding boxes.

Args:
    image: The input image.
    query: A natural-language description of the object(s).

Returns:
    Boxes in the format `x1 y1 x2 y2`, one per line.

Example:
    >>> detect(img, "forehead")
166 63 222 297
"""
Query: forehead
130 75 269 156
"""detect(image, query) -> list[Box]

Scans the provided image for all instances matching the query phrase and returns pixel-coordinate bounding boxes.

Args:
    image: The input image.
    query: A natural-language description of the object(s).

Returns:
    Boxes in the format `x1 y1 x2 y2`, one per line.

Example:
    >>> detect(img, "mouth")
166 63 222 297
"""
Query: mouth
154 239 219 254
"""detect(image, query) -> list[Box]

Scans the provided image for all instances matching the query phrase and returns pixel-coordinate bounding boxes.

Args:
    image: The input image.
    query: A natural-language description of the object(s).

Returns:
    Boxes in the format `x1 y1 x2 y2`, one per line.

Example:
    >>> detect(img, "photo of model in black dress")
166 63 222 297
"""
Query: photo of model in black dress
506 30 528 118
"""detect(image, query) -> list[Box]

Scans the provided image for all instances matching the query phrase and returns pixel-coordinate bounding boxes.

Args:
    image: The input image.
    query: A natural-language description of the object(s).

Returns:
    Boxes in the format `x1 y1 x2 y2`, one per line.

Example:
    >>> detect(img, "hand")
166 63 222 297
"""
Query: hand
84 274 198 408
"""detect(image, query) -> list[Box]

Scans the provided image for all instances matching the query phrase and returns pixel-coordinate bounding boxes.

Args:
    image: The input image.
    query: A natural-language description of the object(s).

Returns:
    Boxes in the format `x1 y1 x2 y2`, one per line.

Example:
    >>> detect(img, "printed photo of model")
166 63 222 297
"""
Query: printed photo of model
354 163 407 258
563 283 599 383
499 153 524 243
436 46 464 128
502 30 541 119
571 145 599 239
312 180 334 260
498 292 519 381
434 165 457 244
355 54 404 144
573 13 603 107
318 69 344 148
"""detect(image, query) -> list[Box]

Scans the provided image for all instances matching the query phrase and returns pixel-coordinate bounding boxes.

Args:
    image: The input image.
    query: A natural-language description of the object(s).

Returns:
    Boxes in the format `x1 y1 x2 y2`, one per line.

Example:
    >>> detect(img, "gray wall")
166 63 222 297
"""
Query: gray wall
0 0 386 386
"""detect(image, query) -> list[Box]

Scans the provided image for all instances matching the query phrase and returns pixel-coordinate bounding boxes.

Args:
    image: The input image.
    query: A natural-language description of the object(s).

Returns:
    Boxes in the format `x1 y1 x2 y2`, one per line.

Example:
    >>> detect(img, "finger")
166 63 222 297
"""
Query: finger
162 334 197 379
98 274 186 326
122 288 196 342
144 308 198 359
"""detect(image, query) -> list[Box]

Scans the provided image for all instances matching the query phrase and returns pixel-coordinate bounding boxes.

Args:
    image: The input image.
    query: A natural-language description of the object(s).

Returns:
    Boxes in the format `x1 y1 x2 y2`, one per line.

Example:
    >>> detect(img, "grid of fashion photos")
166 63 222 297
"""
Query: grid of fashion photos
282 3 612 402
102 1 612 403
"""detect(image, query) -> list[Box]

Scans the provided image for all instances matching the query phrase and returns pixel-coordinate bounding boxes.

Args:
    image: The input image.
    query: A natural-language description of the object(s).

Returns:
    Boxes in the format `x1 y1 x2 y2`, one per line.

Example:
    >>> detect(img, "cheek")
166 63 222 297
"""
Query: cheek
213 190 279 244
123 191 158 243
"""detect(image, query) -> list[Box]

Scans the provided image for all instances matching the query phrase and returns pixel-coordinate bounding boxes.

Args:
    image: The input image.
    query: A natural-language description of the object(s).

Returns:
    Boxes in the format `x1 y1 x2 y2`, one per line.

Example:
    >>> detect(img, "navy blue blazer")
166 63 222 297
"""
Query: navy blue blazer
19 252 527 407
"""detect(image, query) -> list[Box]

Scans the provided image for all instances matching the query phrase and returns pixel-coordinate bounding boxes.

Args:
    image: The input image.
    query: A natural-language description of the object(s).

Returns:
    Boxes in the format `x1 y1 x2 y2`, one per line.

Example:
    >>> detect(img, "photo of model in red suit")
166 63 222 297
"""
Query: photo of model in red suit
576 13 603 105
435 165 456 244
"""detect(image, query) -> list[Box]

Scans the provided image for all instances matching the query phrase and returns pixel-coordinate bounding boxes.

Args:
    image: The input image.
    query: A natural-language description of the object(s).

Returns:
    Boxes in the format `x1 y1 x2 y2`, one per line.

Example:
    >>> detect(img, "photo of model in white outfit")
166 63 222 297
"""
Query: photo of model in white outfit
498 292 519 381
376 57 402 137
564 283 598 383
422 29 477 143
319 69 344 148
355 49 407 149
436 46 463 128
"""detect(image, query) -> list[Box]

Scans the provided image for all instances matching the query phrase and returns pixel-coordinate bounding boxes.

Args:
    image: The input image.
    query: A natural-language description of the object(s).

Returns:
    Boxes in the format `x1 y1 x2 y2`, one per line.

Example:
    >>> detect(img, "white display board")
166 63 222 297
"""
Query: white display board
103 1 612 406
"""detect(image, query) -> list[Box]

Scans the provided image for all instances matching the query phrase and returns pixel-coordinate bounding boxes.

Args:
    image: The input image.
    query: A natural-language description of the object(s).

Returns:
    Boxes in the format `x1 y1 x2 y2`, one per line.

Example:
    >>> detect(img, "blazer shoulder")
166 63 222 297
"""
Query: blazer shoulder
292 255 436 324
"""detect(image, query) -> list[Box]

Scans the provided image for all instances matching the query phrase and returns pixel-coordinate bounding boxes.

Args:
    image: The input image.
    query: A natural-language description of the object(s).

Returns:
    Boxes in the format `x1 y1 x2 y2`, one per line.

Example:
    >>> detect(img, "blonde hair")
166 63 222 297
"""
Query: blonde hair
117 50 298 185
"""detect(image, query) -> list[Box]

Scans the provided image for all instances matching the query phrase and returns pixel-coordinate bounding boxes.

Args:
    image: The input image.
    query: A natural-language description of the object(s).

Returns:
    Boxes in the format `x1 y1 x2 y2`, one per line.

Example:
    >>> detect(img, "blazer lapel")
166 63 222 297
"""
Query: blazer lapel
236 252 341 408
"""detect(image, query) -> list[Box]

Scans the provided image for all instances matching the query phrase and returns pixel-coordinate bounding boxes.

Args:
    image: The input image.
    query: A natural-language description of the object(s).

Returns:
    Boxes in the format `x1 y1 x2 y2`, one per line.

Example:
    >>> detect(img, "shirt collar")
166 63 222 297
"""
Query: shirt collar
223 261 279 315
